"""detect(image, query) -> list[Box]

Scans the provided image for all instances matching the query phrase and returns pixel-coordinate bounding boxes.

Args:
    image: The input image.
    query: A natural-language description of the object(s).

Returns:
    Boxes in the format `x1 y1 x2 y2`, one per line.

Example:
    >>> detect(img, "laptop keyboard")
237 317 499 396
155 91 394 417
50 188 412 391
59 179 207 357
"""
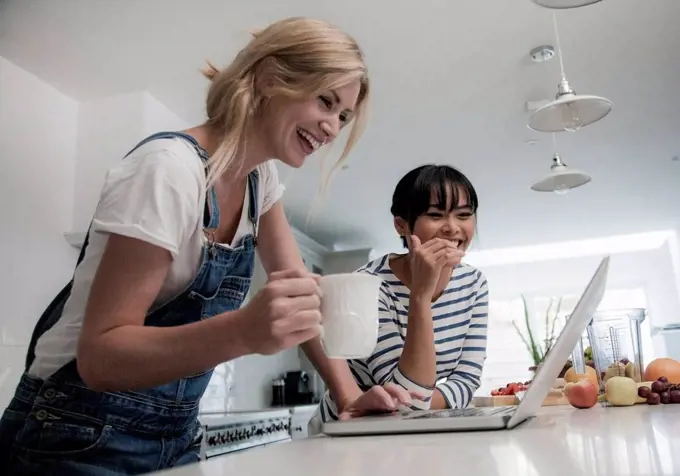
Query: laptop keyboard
405 406 513 420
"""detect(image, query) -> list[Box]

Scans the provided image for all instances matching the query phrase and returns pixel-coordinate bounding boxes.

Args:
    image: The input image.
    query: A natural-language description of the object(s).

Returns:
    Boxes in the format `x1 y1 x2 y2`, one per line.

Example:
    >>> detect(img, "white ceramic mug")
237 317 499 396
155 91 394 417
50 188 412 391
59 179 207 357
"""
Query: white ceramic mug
318 273 383 359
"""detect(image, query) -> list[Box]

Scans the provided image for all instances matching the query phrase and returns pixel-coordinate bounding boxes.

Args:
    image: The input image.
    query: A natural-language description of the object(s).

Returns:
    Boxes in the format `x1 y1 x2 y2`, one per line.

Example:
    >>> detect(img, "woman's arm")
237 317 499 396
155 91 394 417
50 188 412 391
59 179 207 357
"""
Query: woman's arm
77 235 252 392
364 293 436 410
256 201 363 406
433 276 489 409
395 295 437 388
75 148 260 391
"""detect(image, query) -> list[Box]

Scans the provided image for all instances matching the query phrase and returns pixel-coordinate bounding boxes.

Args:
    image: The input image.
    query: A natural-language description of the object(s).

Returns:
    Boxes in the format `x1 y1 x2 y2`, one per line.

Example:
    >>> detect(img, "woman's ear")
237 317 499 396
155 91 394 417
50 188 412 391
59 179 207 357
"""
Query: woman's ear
394 217 408 239
254 57 278 96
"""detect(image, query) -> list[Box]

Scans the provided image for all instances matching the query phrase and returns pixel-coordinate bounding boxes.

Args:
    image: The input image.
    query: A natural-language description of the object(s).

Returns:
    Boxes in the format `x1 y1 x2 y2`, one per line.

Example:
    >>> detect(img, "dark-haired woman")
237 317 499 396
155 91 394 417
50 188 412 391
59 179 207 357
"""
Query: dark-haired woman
311 164 489 430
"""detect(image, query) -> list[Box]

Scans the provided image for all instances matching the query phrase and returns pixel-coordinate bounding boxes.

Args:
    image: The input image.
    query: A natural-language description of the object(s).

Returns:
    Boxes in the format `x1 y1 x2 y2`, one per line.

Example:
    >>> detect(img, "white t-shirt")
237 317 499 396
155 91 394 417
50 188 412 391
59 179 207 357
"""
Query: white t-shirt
29 137 284 379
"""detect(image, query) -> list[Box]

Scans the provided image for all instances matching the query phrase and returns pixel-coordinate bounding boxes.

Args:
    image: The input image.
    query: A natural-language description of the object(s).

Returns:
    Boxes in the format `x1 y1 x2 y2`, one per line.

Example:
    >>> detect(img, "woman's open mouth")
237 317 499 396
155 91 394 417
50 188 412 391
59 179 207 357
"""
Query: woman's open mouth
297 128 321 155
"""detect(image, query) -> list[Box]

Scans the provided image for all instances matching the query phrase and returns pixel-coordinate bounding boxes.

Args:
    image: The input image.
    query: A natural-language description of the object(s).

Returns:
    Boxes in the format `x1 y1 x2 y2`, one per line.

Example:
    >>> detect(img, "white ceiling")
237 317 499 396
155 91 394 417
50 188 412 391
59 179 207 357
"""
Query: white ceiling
2 0 679 253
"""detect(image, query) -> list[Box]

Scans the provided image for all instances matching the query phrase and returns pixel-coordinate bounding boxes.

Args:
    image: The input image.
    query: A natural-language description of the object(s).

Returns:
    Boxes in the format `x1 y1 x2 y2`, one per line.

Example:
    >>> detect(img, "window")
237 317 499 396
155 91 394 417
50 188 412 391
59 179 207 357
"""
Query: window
477 288 648 396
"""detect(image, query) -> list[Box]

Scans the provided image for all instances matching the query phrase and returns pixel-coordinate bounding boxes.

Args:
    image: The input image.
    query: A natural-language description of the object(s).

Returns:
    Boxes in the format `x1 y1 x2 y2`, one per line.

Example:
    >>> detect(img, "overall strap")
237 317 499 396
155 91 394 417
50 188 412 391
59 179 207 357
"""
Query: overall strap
247 169 260 242
123 131 207 159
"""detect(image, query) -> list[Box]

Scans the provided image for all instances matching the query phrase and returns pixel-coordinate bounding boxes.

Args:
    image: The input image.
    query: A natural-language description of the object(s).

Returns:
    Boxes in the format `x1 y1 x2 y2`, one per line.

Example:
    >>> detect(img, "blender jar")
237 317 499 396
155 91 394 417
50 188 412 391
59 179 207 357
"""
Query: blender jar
586 308 646 389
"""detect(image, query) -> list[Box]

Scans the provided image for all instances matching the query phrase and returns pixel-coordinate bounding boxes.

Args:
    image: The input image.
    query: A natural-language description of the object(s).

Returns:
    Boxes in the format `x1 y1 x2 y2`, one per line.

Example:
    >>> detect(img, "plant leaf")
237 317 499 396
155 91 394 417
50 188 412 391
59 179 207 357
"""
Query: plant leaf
512 320 534 360
549 296 563 341
521 295 542 366
544 297 553 351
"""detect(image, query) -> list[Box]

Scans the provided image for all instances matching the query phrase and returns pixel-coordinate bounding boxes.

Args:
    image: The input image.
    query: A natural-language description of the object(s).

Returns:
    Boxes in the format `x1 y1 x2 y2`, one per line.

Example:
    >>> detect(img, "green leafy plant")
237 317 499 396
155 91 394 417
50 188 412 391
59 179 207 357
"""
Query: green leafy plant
512 295 563 367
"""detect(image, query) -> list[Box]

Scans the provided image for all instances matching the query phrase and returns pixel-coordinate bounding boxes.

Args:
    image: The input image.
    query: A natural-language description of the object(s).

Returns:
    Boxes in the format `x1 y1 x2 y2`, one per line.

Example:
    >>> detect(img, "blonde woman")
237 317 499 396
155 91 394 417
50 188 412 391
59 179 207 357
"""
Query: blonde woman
0 18 412 475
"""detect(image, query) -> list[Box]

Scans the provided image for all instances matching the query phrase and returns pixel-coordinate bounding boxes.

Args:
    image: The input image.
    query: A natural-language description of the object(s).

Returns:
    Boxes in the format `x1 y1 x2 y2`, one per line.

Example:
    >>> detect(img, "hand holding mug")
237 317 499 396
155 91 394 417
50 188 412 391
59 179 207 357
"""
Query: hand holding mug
239 269 322 355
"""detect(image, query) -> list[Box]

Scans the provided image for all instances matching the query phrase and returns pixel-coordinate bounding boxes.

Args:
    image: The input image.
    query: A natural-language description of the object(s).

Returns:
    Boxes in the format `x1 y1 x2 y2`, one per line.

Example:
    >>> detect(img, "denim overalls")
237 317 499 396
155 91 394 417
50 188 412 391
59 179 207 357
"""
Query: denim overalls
0 132 259 475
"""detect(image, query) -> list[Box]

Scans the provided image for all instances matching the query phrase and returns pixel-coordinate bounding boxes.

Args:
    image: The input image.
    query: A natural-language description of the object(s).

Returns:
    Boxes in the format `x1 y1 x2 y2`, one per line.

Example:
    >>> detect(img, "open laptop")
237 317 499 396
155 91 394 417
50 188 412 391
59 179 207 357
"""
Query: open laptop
322 255 610 436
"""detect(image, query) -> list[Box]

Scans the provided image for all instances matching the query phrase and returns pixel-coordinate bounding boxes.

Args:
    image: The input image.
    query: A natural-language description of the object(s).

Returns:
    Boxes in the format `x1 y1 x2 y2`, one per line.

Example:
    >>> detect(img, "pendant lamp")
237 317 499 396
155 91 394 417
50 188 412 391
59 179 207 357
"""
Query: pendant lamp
531 0 603 9
531 135 591 194
527 13 612 133
531 153 591 193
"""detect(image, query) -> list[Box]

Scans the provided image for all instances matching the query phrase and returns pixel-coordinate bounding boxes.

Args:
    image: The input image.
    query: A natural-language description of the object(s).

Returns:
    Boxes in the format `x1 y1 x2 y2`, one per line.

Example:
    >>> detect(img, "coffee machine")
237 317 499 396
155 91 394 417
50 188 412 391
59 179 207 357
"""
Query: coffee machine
271 371 314 406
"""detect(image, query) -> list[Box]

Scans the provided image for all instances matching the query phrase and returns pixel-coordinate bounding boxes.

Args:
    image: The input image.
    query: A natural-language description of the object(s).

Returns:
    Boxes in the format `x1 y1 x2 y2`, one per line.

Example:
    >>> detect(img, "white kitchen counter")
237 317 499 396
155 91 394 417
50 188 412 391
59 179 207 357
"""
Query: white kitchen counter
155 404 680 476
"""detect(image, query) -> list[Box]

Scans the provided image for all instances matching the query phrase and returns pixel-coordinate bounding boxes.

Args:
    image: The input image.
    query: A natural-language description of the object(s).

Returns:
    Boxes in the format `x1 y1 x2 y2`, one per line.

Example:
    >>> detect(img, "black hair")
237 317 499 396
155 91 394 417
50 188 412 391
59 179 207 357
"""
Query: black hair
390 164 479 247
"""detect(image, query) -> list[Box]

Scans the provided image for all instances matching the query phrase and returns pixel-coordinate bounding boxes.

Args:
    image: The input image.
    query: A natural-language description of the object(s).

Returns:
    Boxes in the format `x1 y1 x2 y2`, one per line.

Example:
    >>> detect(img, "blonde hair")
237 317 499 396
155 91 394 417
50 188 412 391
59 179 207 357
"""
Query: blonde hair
201 17 370 188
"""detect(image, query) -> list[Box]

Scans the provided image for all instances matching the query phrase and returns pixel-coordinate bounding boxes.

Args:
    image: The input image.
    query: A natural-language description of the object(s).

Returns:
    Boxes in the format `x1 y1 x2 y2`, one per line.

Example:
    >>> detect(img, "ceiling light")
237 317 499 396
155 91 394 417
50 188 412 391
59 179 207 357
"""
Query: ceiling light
531 0 603 9
531 152 591 194
527 12 612 133
528 78 613 132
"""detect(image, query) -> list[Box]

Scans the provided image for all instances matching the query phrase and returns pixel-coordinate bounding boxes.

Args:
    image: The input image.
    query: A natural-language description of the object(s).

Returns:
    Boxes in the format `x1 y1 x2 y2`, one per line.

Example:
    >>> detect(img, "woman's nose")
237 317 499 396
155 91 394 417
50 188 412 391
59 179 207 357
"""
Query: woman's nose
321 118 340 142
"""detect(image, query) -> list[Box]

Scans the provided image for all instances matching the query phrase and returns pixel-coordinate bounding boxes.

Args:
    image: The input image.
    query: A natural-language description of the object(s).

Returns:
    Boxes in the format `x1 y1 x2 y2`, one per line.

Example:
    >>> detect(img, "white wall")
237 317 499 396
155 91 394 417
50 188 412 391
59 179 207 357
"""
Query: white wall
478 245 679 328
323 248 372 274
471 241 680 395
73 91 190 231
0 57 79 409
142 93 190 136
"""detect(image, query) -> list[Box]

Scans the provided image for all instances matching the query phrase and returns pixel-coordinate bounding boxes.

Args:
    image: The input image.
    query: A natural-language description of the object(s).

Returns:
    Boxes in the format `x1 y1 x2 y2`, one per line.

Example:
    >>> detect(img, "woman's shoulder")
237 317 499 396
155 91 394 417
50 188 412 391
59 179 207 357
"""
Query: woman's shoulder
116 136 206 184
354 254 402 300
456 263 486 280
447 262 488 293
355 254 390 276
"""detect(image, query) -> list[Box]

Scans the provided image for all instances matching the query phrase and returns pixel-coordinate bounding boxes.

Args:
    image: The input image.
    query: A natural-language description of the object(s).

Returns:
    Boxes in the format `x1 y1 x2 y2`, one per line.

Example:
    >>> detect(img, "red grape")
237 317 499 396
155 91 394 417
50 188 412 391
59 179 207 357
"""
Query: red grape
670 390 680 404
638 386 652 398
651 381 666 393
658 376 669 383
648 393 661 405
660 392 671 404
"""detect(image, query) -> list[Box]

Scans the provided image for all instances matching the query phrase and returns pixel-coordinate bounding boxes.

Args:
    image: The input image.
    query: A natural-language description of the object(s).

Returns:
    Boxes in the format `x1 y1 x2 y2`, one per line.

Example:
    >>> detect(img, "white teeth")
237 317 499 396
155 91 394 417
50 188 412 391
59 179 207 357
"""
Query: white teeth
298 128 321 151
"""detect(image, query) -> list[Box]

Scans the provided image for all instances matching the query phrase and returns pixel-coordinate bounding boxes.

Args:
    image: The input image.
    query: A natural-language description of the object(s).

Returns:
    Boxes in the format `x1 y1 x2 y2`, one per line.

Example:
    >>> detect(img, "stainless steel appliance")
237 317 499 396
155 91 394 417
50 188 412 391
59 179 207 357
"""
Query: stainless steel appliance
198 409 291 459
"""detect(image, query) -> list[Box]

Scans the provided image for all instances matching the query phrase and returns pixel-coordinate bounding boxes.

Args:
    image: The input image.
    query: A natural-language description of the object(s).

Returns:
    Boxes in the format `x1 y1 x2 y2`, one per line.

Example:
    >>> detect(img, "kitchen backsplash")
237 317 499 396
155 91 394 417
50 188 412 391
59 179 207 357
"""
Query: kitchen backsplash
200 347 302 413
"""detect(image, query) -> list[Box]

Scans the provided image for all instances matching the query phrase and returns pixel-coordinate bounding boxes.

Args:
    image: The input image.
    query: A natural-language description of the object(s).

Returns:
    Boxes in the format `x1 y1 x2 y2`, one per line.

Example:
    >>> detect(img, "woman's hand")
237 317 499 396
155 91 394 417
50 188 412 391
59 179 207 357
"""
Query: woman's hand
237 268 322 355
336 383 424 420
408 236 464 299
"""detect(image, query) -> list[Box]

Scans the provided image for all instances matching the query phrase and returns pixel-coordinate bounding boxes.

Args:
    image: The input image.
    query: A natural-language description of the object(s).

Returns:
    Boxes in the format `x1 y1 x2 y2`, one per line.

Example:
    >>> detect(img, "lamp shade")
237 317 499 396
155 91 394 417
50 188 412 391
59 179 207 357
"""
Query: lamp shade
531 0 603 8
528 76 613 134
531 153 591 193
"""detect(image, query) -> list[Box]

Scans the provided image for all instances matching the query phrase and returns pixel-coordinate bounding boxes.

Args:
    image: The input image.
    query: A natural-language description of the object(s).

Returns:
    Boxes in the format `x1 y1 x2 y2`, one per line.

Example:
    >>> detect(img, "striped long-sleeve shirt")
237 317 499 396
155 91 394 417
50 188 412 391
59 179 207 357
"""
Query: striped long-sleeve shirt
318 254 489 422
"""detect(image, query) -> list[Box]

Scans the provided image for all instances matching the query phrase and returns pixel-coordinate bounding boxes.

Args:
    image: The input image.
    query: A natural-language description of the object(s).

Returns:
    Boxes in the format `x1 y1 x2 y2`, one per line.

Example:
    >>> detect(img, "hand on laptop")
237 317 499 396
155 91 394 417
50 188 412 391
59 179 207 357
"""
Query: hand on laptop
337 383 425 420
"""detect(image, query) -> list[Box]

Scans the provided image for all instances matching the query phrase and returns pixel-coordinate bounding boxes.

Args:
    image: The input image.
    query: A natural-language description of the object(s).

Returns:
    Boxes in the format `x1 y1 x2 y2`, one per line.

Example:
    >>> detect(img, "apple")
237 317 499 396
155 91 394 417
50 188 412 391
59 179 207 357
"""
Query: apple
605 376 638 406
564 379 599 409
